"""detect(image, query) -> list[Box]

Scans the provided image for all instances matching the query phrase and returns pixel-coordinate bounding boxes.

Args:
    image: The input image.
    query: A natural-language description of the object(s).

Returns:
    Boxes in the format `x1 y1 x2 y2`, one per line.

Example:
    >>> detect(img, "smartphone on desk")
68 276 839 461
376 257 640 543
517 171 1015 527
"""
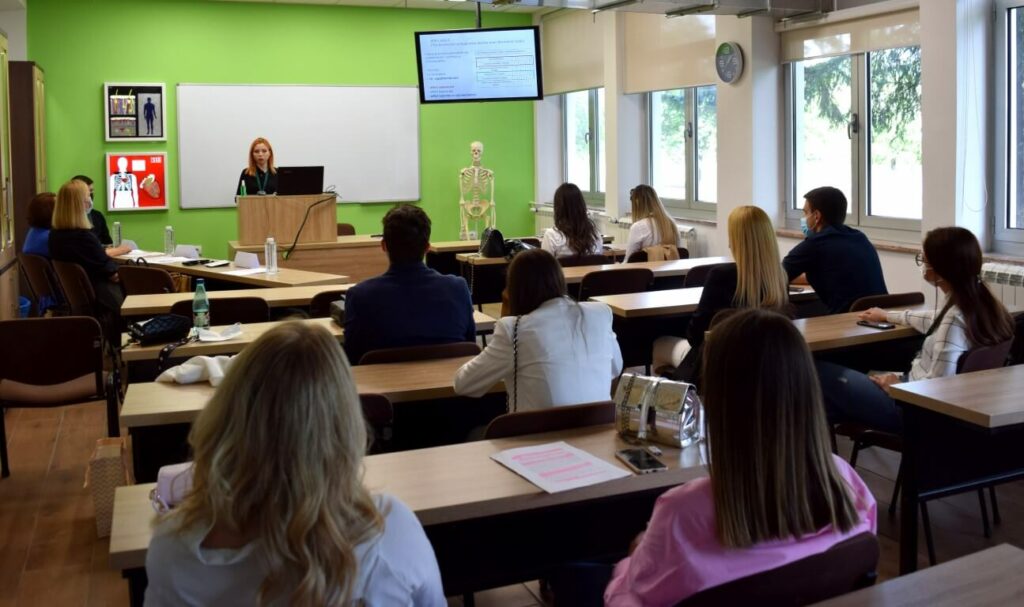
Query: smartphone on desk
204 260 229 268
616 448 668 475
788 286 805 293
857 320 896 331
181 259 211 266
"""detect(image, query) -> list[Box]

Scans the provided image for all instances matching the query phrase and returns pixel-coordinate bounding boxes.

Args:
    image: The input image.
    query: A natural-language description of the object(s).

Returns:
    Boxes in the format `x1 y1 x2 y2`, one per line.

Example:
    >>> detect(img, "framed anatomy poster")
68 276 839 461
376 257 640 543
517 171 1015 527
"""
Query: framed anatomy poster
105 153 167 211
104 83 166 141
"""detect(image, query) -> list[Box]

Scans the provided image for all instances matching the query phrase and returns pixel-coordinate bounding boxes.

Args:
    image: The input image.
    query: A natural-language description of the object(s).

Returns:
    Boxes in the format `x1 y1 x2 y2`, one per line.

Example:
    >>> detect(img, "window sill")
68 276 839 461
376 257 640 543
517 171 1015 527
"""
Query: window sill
777 228 920 255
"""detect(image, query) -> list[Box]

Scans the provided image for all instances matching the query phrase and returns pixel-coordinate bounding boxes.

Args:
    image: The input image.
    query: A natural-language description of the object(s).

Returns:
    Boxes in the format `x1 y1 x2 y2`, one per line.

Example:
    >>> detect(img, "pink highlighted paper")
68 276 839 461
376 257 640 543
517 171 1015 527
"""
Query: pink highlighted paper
490 441 632 493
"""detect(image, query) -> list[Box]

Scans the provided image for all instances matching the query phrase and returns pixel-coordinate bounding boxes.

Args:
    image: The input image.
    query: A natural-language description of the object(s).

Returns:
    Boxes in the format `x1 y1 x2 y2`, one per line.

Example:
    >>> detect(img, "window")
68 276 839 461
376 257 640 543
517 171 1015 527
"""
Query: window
648 85 718 213
787 46 921 230
998 2 1024 246
563 88 605 200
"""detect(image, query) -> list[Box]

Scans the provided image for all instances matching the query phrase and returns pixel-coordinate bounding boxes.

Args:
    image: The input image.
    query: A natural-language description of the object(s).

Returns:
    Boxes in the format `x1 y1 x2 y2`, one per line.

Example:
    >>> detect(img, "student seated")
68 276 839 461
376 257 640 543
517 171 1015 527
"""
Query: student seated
72 174 113 245
818 227 1014 434
605 309 877 606
145 322 446 606
622 185 681 262
541 183 603 258
653 206 790 384
343 204 475 364
454 248 622 411
23 192 56 257
783 186 887 314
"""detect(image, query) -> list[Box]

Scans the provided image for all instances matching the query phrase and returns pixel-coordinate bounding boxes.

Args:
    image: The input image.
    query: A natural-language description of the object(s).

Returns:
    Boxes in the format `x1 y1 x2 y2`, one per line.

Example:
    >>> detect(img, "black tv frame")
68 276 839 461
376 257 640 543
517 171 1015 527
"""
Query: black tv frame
414 25 544 104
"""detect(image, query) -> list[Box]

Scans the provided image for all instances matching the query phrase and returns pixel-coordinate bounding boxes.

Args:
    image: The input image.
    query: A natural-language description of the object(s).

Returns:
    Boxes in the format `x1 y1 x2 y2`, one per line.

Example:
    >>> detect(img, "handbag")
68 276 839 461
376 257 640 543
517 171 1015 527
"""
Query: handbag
149 461 195 513
503 238 535 261
479 227 506 258
614 372 704 448
128 314 192 346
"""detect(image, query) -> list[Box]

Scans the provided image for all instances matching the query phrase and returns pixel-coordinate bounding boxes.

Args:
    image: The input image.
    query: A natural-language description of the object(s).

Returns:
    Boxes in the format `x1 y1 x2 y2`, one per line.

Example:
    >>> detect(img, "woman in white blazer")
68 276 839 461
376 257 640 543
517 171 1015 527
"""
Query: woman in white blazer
454 249 623 412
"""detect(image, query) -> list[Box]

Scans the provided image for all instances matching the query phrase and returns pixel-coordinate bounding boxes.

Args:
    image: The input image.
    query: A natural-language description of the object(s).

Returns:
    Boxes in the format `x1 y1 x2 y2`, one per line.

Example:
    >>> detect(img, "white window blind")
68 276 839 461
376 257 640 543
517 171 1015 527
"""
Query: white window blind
541 11 606 95
780 8 919 62
624 14 717 94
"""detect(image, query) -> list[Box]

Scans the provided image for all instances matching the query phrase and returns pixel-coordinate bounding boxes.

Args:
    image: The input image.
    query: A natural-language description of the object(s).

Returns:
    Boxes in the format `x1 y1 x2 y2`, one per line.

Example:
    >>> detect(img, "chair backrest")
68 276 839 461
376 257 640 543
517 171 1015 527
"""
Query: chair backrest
51 260 97 316
682 263 729 289
118 265 176 296
848 291 925 312
1010 312 1024 366
678 532 879 606
309 290 347 318
579 268 654 300
337 223 356 236
359 393 394 454
358 341 481 365
0 316 103 390
957 339 1015 374
484 401 615 439
558 254 609 268
18 253 62 312
169 297 270 325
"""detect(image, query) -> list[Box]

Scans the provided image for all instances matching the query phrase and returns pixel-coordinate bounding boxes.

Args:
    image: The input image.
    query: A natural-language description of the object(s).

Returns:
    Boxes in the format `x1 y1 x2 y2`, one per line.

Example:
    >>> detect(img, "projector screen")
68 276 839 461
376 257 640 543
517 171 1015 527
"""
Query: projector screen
415 26 543 104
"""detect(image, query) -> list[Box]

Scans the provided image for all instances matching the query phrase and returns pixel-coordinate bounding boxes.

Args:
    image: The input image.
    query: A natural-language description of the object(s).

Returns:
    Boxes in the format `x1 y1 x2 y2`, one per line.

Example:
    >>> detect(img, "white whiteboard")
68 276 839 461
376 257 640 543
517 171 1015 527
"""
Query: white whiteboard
176 84 420 208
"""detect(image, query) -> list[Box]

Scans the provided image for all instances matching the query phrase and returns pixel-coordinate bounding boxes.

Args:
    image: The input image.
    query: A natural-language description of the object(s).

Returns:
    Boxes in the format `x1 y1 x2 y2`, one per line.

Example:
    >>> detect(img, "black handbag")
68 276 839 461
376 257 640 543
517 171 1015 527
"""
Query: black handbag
128 314 192 346
503 239 535 261
479 227 506 258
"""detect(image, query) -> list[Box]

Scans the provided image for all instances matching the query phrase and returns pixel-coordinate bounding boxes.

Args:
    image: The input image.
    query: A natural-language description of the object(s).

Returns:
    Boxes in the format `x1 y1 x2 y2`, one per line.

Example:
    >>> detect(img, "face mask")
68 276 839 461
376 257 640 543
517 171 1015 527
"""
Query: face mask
87 196 94 211
800 216 811 237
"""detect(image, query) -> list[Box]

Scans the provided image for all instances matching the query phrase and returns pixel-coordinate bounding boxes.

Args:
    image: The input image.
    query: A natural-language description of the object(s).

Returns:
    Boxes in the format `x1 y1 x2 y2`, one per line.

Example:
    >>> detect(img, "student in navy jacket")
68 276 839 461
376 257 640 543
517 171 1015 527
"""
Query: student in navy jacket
343 205 476 365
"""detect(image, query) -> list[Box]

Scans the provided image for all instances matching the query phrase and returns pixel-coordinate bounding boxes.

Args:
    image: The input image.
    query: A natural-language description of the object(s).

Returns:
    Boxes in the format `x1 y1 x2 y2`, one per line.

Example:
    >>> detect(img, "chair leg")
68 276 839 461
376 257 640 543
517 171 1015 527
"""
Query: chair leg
105 373 121 438
920 502 937 566
978 489 992 539
990 486 1001 525
849 441 862 468
0 409 9 478
889 464 903 517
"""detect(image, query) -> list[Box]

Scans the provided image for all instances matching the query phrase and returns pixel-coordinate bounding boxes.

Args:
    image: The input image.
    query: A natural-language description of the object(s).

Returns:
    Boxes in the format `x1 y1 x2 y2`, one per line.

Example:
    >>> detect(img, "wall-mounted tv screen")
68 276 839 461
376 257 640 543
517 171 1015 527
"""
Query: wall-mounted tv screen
415 26 543 104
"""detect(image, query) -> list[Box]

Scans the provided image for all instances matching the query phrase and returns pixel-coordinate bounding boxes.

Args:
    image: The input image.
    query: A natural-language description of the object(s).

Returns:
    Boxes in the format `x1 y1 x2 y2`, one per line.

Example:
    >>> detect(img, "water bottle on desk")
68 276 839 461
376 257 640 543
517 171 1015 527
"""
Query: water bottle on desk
192 278 210 330
112 222 122 247
265 237 278 274
164 226 175 255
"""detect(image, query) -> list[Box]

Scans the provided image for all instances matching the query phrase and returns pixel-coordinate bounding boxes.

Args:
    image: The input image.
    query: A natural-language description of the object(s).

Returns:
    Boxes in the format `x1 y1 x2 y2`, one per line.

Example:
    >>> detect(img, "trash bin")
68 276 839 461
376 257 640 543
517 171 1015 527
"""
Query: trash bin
18 296 31 317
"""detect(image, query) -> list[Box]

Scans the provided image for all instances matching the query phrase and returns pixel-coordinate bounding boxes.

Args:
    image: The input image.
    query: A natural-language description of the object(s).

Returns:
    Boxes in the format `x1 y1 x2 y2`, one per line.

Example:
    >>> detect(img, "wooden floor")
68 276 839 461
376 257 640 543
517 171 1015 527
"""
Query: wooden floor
2 402 1023 606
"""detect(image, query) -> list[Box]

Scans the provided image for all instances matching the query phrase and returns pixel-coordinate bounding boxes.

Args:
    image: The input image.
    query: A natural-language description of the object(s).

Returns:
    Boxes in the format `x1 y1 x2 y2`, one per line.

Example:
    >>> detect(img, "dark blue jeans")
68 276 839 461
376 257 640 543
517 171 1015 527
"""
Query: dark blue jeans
816 361 903 434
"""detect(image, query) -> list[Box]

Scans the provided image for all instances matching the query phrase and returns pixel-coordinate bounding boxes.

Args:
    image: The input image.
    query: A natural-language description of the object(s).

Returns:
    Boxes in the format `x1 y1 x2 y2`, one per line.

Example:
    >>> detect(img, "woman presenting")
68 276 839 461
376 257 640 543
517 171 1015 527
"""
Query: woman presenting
237 137 278 195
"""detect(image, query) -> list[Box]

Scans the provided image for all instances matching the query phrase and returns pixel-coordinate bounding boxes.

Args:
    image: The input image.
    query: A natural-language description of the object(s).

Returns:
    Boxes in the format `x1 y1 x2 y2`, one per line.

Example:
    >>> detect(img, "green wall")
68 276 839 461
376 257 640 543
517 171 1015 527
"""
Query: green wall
27 0 535 258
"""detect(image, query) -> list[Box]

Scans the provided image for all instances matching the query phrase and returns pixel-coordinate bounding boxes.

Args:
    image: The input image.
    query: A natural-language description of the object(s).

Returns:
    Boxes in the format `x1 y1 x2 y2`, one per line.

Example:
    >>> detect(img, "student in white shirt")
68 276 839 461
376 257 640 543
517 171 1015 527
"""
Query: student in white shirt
454 248 623 412
541 183 604 259
145 322 445 607
817 227 1015 433
622 185 681 262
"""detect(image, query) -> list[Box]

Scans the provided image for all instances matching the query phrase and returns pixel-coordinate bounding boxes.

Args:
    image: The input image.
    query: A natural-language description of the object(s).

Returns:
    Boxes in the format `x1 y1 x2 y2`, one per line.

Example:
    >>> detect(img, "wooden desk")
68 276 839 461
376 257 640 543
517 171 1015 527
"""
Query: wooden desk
227 235 388 283
116 255 348 288
593 286 818 319
796 310 920 352
111 424 706 604
456 244 630 268
121 284 354 317
812 544 1024 606
888 365 1024 574
430 234 613 254
120 312 496 362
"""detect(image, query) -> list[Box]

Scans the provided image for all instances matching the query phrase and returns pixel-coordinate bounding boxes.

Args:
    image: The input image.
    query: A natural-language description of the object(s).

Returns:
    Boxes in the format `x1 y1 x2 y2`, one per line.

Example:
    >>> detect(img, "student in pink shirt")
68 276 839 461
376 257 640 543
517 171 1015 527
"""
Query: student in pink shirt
605 309 877 606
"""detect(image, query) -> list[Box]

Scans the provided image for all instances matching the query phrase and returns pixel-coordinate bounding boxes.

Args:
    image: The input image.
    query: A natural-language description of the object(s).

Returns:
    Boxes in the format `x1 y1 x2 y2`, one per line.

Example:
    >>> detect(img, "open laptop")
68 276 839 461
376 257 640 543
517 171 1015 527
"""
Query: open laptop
276 166 324 195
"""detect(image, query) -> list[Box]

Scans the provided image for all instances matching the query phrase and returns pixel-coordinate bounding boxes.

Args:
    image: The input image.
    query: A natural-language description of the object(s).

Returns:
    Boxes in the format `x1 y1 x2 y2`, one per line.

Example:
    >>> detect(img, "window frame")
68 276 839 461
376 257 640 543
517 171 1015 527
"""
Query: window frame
646 86 717 218
784 48 922 234
996 0 1024 249
562 88 605 206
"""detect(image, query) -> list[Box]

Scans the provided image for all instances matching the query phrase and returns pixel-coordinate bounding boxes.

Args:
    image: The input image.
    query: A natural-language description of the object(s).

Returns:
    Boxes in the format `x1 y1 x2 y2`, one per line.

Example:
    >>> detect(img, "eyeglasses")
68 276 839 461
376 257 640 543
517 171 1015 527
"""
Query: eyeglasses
915 253 925 267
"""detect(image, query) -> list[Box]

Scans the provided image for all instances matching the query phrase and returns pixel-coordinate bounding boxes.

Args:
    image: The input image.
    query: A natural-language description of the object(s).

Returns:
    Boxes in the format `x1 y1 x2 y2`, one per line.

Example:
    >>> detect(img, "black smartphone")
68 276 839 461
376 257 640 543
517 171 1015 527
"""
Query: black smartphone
857 320 896 331
182 259 211 266
616 448 667 474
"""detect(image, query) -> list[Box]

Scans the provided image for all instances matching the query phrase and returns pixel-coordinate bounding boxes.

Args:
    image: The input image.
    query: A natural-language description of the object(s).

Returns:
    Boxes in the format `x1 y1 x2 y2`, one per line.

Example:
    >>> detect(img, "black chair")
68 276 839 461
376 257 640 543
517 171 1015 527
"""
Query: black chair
51 260 98 317
309 290 347 318
358 342 481 366
337 223 356 236
682 263 729 289
359 393 394 454
118 265 176 295
558 254 609 268
170 297 270 325
848 291 925 312
18 253 65 316
578 268 655 301
626 246 690 263
484 401 614 440
0 317 121 477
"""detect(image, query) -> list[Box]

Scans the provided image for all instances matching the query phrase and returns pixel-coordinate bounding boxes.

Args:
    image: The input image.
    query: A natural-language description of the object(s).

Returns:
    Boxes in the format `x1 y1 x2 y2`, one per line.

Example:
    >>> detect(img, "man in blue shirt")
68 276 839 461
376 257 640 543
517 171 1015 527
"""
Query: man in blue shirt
783 187 887 314
343 204 476 365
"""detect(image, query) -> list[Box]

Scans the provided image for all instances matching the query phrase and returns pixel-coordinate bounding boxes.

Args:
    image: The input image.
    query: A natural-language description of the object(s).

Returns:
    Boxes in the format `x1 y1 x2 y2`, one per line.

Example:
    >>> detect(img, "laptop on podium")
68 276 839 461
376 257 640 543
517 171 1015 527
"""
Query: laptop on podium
276 166 324 195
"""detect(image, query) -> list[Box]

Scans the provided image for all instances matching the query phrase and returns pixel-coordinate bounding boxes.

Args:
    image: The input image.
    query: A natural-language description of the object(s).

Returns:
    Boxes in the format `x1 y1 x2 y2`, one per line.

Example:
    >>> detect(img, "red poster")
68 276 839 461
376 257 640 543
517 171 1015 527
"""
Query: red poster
105 152 167 211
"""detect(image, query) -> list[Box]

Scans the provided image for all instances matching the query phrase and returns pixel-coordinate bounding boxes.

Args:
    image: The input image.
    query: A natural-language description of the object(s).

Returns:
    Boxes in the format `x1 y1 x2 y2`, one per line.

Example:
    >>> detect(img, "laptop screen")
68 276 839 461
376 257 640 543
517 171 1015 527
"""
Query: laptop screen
276 166 324 196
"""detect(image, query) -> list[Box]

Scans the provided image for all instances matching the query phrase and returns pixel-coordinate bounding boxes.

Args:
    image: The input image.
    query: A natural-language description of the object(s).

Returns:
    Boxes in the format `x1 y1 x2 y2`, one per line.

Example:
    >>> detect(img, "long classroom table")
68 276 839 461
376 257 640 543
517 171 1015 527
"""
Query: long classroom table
110 424 707 606
890 365 1024 574
121 284 354 318
115 254 348 288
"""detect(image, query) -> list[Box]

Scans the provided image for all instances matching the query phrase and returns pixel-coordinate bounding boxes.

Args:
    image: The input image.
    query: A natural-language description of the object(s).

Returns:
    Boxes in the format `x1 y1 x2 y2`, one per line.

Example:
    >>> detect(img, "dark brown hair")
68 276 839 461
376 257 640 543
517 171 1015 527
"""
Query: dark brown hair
27 192 56 229
923 227 1014 347
553 183 601 257
506 248 566 316
803 186 847 227
702 308 860 548
382 204 430 264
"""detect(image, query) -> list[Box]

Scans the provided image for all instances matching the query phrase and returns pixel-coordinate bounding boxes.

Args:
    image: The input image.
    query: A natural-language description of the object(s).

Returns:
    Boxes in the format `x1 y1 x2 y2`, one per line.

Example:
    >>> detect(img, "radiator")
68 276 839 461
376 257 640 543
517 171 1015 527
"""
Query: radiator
981 263 1024 307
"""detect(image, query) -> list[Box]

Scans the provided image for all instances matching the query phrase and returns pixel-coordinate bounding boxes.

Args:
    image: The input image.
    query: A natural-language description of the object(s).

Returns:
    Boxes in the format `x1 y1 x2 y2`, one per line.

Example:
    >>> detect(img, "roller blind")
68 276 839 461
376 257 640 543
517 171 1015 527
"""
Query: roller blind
780 8 919 62
624 14 717 94
541 10 605 95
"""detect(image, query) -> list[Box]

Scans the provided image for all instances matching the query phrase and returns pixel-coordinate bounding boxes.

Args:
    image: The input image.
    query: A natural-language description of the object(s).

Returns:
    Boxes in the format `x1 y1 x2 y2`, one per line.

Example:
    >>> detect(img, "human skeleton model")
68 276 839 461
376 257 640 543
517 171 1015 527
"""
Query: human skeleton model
110 156 139 209
459 141 496 240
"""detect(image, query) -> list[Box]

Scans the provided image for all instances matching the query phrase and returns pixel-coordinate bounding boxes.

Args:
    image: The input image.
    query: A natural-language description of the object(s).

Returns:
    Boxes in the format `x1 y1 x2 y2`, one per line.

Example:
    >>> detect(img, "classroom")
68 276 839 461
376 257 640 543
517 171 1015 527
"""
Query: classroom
2 0 1024 605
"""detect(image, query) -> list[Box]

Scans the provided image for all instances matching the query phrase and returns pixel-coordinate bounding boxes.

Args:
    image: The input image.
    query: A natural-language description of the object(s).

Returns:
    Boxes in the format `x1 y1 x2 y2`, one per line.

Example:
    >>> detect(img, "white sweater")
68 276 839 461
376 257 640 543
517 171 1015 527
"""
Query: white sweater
886 304 969 381
541 227 604 258
623 217 681 262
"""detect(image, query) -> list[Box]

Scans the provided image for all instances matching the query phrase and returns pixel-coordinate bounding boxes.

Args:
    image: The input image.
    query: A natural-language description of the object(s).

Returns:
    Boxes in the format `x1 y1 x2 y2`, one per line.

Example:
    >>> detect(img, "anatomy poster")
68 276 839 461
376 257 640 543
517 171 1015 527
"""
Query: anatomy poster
104 83 166 141
105 153 167 211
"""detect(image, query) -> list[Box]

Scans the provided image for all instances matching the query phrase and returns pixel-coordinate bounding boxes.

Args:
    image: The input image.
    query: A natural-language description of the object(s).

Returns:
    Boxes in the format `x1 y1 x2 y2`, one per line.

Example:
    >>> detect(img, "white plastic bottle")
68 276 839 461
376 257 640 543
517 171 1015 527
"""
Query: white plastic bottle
163 226 175 255
265 237 278 274
112 222 123 247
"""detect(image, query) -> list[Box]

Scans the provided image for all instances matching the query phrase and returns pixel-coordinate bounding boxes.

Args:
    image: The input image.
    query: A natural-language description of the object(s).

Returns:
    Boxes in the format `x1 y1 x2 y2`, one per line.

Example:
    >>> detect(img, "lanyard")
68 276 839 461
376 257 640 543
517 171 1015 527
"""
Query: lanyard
255 170 269 194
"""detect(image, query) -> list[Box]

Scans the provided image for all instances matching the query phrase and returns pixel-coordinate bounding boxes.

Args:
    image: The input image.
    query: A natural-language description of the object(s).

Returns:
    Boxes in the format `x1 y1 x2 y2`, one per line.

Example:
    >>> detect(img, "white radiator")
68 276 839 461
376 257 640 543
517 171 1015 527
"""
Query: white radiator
981 263 1024 307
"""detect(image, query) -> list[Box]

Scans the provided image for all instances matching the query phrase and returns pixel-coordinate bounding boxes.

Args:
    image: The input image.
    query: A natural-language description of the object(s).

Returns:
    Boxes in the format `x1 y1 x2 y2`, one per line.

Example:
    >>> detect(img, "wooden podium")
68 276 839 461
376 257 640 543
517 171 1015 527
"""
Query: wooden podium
236 194 336 246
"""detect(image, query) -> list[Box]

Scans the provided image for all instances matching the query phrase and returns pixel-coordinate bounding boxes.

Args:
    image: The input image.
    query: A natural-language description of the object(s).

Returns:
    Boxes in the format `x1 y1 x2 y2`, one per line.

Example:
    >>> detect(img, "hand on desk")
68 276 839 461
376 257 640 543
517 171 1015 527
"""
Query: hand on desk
858 307 888 323
869 373 902 394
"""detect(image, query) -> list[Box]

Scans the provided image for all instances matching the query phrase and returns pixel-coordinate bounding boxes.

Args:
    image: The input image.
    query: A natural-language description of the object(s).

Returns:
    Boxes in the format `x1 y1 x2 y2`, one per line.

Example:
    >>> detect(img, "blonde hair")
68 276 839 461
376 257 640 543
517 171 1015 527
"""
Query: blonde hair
53 180 92 230
246 137 276 177
727 206 789 309
630 185 677 247
168 322 382 606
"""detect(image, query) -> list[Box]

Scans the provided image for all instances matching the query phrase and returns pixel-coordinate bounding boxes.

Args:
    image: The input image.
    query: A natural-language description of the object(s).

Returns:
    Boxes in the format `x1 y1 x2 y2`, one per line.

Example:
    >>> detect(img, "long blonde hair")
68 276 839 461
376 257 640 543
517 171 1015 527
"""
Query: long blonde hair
169 322 382 606
53 180 92 230
728 206 788 309
630 185 677 247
